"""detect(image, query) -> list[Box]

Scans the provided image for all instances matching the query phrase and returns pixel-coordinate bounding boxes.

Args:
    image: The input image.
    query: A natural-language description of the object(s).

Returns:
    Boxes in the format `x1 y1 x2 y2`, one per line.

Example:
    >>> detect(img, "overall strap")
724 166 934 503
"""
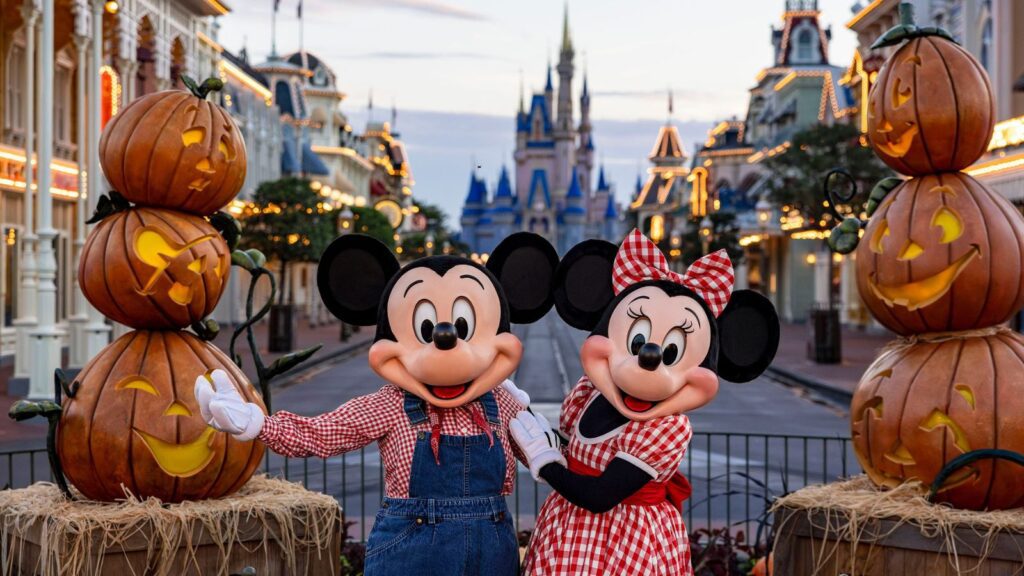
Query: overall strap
478 391 500 426
403 392 429 425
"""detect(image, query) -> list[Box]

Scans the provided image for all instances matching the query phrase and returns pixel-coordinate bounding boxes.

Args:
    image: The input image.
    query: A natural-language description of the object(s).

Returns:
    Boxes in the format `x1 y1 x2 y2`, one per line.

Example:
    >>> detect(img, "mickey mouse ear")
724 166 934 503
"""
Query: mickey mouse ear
487 232 559 324
553 239 618 331
317 234 400 326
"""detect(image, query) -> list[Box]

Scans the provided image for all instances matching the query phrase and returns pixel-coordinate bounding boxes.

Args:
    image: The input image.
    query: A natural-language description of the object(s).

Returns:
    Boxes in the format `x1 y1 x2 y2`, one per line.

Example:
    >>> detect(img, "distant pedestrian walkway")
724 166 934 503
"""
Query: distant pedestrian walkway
769 322 895 397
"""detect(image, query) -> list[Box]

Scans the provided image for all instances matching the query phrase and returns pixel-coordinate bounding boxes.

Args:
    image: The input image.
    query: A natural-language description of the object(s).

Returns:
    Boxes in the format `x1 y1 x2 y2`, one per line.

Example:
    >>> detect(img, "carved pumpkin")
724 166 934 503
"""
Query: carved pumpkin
867 35 995 176
851 330 1024 510
58 330 266 502
98 86 247 215
855 173 1024 335
79 206 230 330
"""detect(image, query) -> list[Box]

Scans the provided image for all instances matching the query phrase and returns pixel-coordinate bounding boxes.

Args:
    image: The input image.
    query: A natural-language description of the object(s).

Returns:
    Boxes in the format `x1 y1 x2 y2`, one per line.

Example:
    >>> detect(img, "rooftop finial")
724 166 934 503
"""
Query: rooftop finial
561 2 573 53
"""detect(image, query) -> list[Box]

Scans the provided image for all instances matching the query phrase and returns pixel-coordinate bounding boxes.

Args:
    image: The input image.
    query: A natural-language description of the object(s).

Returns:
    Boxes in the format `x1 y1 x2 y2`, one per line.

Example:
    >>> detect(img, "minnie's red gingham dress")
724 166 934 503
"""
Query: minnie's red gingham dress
258 383 526 497
523 377 694 576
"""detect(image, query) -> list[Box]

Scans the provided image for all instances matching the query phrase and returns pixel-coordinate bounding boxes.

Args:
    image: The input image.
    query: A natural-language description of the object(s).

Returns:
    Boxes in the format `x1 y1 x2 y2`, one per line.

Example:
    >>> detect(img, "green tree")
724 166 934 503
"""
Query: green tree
241 177 336 305
351 206 395 249
763 123 892 229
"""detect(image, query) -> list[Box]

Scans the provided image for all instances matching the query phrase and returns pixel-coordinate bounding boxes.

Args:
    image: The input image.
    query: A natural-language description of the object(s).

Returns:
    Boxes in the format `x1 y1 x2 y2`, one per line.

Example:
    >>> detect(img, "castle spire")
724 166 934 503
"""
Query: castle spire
545 60 553 92
519 69 525 114
561 2 573 53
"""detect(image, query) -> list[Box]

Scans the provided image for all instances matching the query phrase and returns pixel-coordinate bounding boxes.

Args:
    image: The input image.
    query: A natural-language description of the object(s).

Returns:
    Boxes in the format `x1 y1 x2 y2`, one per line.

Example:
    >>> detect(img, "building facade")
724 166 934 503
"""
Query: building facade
460 8 622 256
685 0 856 323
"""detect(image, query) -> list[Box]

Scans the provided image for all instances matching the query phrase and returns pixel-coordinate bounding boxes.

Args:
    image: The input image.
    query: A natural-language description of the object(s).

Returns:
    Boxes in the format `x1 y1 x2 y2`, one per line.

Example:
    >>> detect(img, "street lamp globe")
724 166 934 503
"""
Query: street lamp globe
699 216 713 239
338 207 354 235
756 196 772 228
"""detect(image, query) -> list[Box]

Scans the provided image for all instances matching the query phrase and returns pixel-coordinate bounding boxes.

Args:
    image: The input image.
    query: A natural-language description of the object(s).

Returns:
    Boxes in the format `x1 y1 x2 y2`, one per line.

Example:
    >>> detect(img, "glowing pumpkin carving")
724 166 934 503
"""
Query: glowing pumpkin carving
57 331 266 502
98 77 247 216
867 33 995 176
851 331 1024 510
79 206 230 330
855 173 1024 335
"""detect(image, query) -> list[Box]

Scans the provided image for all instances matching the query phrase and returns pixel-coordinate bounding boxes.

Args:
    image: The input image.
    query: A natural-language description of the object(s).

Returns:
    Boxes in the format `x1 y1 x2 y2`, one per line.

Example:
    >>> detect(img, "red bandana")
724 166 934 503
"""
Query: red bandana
427 403 494 465
611 228 734 317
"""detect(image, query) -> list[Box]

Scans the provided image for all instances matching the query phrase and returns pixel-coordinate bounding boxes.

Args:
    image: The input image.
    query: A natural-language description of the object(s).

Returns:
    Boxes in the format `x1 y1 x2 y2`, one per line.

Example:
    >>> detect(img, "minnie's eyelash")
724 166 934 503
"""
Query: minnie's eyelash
680 319 695 334
627 306 645 319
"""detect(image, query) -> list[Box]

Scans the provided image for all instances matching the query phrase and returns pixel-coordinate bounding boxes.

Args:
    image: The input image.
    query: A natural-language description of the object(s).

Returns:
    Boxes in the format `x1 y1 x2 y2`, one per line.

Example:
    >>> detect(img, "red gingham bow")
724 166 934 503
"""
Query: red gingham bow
611 228 735 317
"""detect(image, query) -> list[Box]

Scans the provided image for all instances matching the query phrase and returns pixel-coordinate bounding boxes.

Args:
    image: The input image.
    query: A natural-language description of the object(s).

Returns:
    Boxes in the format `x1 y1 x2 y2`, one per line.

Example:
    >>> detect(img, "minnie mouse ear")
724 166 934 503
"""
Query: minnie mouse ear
553 239 618 331
317 234 400 326
716 290 780 383
486 232 559 324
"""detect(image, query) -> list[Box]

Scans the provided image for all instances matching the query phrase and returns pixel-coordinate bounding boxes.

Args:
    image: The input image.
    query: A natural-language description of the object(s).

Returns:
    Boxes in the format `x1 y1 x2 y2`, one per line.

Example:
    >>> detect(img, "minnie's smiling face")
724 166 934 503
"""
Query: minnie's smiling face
369 263 523 408
317 232 558 409
554 238 780 423
581 283 720 422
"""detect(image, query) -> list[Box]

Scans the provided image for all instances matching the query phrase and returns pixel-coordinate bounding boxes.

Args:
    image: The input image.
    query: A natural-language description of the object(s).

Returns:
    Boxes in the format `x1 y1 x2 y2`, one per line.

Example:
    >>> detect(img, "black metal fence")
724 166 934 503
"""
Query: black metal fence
1 432 857 544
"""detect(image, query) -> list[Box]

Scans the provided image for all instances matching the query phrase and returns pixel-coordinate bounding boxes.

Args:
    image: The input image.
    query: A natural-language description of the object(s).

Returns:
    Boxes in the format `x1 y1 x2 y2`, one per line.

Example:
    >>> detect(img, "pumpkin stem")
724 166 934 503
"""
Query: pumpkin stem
180 74 225 100
871 2 957 49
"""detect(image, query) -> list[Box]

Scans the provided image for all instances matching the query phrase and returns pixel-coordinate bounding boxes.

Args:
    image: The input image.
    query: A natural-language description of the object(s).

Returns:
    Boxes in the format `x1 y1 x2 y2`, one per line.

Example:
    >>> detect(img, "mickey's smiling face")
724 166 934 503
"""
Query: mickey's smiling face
318 233 558 408
581 283 720 421
369 262 523 408
554 239 780 423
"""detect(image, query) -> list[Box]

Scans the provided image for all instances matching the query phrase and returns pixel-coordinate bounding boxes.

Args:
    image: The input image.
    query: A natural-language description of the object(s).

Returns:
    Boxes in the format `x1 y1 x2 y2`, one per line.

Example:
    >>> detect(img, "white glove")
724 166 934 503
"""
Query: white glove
501 380 531 407
194 369 265 441
509 410 565 482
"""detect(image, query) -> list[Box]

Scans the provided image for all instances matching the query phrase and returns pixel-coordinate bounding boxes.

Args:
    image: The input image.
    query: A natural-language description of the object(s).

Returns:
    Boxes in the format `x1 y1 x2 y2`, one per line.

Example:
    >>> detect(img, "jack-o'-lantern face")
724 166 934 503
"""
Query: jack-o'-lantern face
855 173 1024 335
116 374 218 477
850 332 1024 510
79 207 230 330
58 331 266 503
867 37 995 176
133 226 221 306
180 111 239 195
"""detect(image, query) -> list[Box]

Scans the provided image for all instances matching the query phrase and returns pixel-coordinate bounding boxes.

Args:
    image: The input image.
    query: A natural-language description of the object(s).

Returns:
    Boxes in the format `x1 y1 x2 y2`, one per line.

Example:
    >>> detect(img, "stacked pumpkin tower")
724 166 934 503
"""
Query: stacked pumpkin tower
65 77 266 502
841 6 1024 510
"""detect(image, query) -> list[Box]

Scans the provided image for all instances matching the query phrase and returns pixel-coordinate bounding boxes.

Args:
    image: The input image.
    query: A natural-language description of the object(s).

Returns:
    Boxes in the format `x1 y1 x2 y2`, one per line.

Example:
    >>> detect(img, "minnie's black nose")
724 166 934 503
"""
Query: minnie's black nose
432 322 458 350
638 343 662 371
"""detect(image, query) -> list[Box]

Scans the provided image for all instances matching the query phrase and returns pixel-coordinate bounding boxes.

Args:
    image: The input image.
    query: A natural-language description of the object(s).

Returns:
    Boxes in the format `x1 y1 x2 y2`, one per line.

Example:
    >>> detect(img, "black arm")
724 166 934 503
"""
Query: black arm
539 457 652 514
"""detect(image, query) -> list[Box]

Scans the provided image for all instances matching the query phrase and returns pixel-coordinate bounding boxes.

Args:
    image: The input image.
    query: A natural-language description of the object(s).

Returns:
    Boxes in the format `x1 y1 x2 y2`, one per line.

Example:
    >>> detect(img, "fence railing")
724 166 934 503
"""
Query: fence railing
0 431 858 544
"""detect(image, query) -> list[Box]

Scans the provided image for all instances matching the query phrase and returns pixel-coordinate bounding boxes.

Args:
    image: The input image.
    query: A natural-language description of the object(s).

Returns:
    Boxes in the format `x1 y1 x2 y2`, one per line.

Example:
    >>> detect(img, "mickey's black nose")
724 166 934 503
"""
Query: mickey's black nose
638 343 663 371
432 322 458 350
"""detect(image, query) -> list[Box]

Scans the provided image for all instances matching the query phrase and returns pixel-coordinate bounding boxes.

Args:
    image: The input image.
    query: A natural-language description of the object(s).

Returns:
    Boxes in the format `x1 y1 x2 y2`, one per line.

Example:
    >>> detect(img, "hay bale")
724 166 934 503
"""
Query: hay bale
0 475 341 576
772 476 1024 575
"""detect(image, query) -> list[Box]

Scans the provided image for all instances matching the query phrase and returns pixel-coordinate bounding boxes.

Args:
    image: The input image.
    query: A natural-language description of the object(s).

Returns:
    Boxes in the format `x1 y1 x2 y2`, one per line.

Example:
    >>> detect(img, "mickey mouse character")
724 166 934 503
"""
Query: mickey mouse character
195 232 558 576
512 229 779 576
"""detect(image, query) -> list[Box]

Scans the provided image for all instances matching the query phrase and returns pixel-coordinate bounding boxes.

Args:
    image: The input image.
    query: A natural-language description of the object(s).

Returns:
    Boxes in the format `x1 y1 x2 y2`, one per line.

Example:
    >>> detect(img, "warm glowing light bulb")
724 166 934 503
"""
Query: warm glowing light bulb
105 1 119 14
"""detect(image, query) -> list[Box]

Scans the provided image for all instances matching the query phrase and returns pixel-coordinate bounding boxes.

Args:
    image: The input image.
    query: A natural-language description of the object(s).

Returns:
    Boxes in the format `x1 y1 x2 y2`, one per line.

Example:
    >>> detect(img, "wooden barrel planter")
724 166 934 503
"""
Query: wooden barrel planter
772 476 1024 576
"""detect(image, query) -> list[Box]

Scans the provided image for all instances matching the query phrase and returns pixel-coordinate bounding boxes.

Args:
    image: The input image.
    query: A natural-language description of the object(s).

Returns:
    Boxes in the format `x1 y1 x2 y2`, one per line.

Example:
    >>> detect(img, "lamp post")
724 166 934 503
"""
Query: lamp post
425 232 435 257
337 206 354 342
699 215 713 256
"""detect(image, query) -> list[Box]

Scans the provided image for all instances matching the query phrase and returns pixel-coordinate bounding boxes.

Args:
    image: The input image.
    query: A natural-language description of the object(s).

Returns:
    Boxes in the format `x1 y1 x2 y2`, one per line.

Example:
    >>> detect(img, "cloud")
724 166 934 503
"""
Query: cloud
341 0 488 21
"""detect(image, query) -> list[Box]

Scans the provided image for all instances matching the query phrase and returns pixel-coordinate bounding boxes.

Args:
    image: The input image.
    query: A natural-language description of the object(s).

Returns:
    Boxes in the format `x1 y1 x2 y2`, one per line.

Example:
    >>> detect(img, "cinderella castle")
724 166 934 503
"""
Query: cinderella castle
460 8 623 255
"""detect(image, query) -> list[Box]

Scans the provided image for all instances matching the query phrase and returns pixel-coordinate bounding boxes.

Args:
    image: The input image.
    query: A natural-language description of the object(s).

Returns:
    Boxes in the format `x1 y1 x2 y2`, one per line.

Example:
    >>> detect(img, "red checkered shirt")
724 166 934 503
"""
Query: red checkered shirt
259 383 527 497
523 377 694 576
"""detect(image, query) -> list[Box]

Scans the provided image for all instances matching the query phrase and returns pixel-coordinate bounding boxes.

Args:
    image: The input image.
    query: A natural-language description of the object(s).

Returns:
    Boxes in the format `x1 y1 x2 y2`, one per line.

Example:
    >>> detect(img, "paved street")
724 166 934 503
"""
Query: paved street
264 311 856 538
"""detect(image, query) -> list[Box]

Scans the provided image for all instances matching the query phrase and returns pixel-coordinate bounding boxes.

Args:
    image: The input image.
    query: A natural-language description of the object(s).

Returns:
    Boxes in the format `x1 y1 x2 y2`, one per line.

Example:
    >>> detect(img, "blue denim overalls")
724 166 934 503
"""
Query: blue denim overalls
363 391 520 576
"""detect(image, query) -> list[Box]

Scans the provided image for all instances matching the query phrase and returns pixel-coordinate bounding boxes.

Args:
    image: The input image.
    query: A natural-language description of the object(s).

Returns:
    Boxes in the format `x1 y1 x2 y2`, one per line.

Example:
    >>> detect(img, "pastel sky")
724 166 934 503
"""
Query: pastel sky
218 0 863 223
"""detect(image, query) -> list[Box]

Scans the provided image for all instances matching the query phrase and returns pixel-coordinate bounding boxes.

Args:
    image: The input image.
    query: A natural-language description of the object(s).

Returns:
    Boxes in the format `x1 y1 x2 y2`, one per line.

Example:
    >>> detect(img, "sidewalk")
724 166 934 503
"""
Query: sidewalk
0 318 374 449
766 322 895 403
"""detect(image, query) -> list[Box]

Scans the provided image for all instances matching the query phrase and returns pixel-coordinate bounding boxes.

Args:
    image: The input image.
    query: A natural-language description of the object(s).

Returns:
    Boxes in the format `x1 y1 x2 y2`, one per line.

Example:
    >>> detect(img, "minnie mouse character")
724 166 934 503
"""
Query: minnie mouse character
512 229 779 576
195 232 558 576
